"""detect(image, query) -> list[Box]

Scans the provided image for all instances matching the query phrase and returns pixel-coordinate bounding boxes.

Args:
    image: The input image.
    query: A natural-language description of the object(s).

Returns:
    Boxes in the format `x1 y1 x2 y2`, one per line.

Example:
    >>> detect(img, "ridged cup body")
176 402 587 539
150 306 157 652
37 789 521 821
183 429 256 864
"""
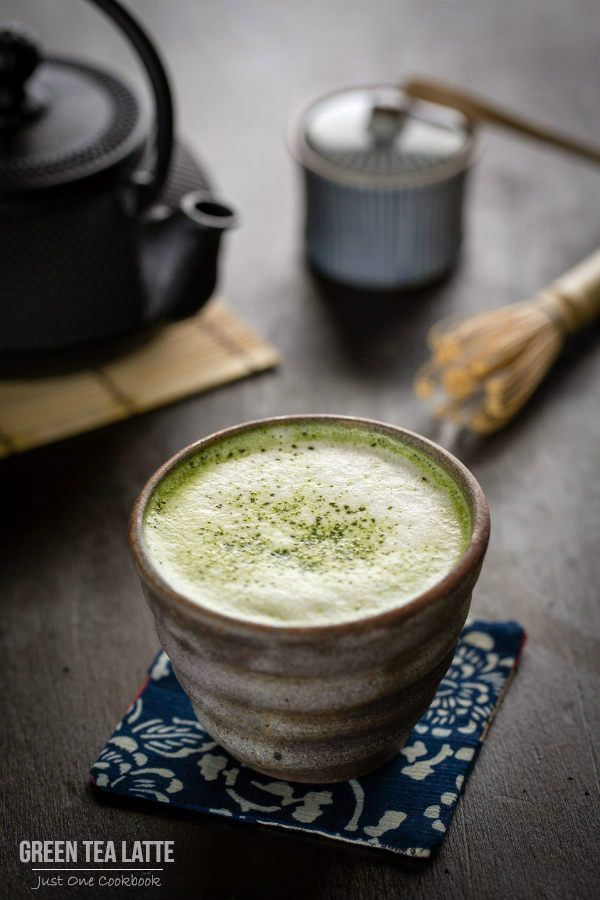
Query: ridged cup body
130 416 489 783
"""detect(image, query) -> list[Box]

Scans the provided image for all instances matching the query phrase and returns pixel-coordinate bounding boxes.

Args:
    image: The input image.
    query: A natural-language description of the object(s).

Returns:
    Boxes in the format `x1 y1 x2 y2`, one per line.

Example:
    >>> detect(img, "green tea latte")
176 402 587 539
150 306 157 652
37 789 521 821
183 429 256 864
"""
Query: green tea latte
143 422 471 626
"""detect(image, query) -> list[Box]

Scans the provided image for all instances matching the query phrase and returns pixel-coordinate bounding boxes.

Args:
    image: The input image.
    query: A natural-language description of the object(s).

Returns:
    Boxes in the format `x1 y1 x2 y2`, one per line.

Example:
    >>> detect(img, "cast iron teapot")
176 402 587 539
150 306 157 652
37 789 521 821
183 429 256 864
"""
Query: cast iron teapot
0 0 237 353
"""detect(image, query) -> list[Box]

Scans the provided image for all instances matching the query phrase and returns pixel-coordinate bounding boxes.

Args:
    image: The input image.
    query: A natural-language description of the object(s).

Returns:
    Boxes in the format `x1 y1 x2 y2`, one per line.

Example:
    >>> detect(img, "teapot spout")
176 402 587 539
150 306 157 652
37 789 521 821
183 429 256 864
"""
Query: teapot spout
141 191 237 322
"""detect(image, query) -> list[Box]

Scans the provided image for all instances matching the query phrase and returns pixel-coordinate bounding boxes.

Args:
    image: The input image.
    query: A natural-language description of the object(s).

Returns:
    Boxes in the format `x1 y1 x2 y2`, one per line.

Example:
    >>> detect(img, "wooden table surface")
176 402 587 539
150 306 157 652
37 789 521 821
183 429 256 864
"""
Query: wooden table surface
2 1 599 897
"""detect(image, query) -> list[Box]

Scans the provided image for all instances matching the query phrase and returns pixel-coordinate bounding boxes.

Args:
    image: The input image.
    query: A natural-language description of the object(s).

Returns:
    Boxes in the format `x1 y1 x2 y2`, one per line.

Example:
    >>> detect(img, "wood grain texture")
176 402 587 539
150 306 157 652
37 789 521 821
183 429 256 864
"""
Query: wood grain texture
1 0 599 898
0 303 278 457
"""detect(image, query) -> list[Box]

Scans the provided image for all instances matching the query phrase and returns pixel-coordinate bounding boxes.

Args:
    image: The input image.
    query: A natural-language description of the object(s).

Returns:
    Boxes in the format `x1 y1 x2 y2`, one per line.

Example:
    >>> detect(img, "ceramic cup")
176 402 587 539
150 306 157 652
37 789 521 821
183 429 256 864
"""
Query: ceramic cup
129 415 490 783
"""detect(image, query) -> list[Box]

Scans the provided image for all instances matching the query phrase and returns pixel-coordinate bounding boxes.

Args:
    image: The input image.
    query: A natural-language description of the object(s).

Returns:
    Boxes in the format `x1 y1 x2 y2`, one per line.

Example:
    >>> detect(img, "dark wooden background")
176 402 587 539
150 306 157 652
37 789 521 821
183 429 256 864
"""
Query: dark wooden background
2 1 599 897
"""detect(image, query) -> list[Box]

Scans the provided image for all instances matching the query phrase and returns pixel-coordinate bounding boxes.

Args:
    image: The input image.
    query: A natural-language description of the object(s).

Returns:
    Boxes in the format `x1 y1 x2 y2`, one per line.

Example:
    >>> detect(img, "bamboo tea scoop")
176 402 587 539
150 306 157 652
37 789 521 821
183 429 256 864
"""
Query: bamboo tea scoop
404 76 600 166
415 249 600 434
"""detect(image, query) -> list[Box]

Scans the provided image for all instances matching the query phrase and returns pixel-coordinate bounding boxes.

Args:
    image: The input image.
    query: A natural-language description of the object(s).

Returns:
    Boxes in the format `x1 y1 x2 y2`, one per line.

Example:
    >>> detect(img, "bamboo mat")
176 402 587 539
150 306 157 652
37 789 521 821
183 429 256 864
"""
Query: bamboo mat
0 302 279 459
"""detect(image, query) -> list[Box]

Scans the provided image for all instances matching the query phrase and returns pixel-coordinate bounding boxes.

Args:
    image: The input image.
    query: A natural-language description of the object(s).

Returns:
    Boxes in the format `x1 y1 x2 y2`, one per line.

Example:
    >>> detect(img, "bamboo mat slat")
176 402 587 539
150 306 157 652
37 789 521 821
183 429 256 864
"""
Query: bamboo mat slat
0 301 279 458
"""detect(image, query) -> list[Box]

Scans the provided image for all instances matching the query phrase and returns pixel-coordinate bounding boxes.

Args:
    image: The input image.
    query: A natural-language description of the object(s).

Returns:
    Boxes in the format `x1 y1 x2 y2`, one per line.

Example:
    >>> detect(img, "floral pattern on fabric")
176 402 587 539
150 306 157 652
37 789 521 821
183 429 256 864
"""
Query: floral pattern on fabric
91 621 525 858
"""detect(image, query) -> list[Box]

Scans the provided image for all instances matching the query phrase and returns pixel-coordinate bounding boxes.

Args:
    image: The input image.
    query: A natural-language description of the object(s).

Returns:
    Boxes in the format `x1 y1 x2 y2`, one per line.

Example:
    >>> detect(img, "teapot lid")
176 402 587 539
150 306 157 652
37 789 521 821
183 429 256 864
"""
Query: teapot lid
0 24 146 195
293 83 476 186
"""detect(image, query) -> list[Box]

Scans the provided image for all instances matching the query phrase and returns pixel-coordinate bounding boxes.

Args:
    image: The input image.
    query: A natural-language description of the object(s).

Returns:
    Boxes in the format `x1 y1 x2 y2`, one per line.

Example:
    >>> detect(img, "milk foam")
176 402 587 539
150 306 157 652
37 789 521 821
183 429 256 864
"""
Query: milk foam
143 423 470 626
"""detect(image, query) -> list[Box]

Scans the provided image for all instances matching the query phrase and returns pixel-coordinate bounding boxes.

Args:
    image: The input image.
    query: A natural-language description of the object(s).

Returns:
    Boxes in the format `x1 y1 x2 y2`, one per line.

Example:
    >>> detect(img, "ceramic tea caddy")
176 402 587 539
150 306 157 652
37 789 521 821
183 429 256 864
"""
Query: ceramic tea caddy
290 83 478 290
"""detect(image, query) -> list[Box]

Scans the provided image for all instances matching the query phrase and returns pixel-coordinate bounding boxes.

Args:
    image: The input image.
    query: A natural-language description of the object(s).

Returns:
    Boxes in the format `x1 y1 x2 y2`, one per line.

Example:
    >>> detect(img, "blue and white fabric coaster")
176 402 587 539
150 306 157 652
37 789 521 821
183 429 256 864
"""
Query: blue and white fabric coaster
91 620 525 859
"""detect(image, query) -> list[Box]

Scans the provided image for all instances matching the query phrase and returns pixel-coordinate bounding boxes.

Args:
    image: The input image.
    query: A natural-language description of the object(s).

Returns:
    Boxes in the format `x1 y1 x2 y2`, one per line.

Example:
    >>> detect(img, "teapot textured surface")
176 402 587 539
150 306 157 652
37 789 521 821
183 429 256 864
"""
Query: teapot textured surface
0 0 235 353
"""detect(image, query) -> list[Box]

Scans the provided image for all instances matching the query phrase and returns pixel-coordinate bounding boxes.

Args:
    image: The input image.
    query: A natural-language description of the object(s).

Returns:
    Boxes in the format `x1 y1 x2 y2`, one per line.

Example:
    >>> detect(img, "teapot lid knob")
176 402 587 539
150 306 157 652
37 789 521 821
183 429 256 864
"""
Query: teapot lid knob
0 22 44 129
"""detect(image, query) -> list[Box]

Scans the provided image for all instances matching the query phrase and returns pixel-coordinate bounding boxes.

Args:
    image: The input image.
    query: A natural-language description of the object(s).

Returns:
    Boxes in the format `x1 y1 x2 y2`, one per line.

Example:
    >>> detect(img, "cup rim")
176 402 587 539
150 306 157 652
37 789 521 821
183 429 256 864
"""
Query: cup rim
129 415 490 638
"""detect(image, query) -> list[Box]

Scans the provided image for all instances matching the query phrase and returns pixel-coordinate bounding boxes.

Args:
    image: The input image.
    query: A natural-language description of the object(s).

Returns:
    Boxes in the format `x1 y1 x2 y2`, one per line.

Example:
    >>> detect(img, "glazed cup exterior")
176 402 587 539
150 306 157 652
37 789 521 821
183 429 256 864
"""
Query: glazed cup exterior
300 166 471 290
129 415 490 783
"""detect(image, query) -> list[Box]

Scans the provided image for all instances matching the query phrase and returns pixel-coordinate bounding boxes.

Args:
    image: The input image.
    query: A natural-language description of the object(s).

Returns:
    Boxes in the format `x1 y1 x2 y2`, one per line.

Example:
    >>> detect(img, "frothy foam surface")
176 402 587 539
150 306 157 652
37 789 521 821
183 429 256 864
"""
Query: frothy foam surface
143 423 471 626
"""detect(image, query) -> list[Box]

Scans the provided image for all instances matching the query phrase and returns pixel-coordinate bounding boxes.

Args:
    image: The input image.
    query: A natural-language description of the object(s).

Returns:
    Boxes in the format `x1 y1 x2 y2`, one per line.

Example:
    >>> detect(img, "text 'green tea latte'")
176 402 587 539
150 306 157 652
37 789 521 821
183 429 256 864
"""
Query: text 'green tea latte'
143 423 471 626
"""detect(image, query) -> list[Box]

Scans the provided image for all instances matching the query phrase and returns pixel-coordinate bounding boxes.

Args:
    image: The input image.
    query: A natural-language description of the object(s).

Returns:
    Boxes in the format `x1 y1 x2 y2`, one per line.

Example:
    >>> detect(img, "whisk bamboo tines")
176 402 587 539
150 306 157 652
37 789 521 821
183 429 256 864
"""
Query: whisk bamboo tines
415 250 600 434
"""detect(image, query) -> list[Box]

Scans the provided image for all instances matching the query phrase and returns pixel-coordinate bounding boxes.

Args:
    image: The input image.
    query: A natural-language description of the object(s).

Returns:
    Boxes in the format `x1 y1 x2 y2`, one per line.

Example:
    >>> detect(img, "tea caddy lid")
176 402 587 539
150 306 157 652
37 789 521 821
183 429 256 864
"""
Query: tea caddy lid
295 83 476 186
0 22 146 195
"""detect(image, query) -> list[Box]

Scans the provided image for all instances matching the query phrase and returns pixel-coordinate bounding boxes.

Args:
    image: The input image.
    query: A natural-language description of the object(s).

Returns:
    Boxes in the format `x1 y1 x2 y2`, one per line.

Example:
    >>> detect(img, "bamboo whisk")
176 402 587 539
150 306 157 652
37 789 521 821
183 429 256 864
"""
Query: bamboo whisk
415 250 600 434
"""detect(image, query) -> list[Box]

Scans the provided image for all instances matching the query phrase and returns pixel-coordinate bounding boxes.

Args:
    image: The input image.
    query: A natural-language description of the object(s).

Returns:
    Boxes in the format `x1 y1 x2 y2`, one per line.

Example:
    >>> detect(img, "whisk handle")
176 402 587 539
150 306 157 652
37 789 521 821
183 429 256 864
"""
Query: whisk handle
544 249 600 333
